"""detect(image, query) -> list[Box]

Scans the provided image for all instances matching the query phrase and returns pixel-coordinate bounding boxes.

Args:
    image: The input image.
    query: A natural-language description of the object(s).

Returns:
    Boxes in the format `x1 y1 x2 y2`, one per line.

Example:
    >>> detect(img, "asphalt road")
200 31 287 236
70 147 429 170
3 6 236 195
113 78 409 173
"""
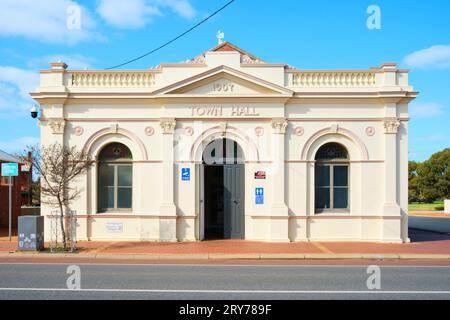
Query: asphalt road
1 263 450 300
409 216 450 234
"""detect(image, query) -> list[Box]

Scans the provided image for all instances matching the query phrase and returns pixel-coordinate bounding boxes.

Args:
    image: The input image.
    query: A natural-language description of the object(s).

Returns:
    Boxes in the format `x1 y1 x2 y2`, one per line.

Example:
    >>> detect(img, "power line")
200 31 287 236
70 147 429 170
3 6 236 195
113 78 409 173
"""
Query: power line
105 0 236 70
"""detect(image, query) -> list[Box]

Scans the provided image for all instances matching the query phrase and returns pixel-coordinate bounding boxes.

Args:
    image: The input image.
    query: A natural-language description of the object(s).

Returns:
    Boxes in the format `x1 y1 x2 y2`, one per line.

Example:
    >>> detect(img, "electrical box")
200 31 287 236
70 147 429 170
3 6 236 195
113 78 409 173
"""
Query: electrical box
17 216 44 251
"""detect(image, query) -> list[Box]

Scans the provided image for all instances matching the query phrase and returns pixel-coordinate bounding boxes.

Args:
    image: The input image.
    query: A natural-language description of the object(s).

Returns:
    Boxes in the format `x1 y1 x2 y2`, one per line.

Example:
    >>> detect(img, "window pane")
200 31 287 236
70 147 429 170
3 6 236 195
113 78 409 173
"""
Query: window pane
315 143 348 160
334 188 348 209
333 166 348 187
118 187 132 208
118 165 132 186
99 165 114 186
315 166 330 187
315 187 330 209
99 143 132 161
99 186 114 210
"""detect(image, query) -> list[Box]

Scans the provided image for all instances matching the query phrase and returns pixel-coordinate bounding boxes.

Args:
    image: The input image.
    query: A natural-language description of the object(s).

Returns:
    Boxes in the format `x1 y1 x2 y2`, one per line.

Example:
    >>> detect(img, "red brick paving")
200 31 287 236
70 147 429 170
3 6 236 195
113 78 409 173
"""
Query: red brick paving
409 211 450 218
78 240 324 254
1 228 450 256
0 228 17 252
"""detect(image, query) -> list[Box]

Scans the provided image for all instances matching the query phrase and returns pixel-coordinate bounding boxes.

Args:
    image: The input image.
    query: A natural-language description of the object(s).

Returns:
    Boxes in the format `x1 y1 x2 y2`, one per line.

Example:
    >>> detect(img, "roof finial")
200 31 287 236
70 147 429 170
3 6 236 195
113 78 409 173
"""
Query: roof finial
216 30 225 45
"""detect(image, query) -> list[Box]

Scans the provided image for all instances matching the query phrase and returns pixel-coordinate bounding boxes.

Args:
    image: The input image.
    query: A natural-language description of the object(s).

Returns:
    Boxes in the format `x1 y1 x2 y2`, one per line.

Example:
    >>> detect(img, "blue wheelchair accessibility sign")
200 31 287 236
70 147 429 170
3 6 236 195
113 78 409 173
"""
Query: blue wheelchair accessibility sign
181 168 190 181
255 187 264 205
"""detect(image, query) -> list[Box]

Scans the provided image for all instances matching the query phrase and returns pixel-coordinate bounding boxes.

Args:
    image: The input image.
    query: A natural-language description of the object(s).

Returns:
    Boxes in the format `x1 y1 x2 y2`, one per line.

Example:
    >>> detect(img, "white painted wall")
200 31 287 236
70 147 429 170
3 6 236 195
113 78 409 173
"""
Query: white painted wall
32 44 417 243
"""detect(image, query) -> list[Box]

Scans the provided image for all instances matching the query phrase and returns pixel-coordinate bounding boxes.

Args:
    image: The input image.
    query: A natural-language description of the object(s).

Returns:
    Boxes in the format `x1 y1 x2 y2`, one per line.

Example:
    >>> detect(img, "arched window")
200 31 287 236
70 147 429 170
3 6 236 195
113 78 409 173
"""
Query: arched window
202 138 244 165
315 143 349 212
98 143 133 212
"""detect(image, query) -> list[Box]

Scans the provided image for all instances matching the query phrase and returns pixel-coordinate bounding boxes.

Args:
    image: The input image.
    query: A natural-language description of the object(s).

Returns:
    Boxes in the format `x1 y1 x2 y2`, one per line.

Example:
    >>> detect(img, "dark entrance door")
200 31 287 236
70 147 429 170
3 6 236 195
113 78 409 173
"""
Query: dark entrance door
223 164 245 239
203 139 245 240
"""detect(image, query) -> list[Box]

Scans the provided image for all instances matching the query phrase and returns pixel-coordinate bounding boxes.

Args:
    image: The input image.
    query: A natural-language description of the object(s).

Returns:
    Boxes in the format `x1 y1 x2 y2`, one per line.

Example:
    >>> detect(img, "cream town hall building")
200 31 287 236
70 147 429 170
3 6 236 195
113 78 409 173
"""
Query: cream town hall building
31 42 417 243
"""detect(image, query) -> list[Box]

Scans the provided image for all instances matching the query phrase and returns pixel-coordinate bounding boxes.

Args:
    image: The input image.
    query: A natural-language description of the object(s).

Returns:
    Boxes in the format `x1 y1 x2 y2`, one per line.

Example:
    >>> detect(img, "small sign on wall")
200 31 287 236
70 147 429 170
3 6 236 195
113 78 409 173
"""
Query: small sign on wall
106 222 123 233
254 171 266 179
181 168 190 181
255 187 264 205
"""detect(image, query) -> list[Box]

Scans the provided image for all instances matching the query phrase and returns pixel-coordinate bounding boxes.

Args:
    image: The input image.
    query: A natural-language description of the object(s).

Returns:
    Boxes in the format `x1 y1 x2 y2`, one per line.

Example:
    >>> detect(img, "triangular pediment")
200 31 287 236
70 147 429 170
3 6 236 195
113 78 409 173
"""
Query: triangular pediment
209 41 266 64
152 65 293 96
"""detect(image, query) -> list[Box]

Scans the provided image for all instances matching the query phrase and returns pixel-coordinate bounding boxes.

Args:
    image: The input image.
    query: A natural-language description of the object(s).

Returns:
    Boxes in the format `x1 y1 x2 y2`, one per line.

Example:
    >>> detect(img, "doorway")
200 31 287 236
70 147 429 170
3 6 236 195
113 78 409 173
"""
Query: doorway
201 138 245 240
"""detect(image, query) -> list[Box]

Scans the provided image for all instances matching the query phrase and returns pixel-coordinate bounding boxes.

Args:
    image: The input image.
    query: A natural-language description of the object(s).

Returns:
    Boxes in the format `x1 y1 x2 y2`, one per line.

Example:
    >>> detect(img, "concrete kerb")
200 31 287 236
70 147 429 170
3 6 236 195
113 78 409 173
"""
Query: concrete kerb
208 253 261 260
1 251 450 260
259 253 306 259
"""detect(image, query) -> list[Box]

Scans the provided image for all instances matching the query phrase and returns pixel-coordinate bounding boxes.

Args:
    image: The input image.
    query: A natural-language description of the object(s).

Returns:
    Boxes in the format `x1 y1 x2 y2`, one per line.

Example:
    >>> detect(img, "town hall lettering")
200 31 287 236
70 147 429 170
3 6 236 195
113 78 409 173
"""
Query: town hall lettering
190 106 260 117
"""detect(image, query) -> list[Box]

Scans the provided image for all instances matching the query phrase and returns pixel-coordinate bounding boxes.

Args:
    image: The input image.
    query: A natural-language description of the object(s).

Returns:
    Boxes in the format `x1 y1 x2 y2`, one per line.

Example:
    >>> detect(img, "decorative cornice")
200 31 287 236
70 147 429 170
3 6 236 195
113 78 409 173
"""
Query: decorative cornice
271 118 288 134
383 119 400 134
160 118 177 134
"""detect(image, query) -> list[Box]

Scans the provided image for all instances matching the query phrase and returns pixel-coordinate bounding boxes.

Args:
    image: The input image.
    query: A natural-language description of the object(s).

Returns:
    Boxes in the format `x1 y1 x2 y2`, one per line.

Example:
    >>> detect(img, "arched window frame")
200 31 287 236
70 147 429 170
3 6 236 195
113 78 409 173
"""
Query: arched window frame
314 143 350 213
97 143 133 213
202 138 245 165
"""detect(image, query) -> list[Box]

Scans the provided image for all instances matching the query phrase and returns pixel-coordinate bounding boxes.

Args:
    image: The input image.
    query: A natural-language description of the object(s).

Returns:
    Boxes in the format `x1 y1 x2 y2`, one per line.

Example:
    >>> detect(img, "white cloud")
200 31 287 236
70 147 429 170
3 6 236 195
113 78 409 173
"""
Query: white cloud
0 136 39 154
0 0 102 44
0 66 39 119
409 102 445 119
403 45 450 69
96 0 196 29
0 67 39 98
97 0 161 29
157 0 196 19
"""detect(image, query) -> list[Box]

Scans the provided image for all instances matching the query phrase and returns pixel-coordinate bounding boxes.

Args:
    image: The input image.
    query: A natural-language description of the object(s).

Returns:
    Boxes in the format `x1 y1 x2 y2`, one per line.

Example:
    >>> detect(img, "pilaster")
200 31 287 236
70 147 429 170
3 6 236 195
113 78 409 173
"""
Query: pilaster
269 118 289 241
159 118 177 241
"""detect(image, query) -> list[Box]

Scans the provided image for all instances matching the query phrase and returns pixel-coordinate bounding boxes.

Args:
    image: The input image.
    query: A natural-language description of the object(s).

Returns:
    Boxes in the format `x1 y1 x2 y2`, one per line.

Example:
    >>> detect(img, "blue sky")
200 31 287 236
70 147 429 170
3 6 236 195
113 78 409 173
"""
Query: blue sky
0 0 449 161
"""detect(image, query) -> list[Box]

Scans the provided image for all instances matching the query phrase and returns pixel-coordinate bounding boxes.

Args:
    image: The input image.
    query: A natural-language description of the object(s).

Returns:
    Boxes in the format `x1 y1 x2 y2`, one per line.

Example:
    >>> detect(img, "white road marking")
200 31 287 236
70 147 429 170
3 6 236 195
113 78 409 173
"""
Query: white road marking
0 287 449 294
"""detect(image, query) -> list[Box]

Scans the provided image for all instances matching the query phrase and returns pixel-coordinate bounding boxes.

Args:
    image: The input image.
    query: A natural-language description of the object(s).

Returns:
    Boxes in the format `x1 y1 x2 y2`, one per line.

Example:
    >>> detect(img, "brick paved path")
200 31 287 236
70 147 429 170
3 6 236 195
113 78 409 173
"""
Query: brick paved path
2 228 450 256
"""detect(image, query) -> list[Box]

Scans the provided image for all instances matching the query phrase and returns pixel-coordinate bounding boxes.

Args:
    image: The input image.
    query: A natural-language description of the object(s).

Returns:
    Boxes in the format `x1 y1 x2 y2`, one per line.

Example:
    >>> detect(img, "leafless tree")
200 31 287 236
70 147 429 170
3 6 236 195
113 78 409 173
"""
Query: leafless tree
28 143 93 249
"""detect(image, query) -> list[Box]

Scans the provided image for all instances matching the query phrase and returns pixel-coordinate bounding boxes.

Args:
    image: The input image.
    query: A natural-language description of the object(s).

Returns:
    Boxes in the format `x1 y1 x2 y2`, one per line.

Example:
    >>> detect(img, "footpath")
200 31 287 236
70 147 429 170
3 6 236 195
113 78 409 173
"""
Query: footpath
1 228 450 261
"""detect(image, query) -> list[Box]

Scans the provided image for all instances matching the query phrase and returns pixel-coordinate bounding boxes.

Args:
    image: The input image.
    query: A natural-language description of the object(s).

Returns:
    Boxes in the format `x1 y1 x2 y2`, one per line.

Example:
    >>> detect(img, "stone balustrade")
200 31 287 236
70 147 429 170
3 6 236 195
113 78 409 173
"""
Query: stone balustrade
69 71 156 87
289 71 377 87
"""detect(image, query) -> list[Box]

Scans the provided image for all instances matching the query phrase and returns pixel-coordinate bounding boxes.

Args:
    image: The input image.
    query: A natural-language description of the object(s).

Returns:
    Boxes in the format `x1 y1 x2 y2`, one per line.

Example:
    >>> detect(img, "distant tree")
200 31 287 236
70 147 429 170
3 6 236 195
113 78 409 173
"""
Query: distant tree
416 148 450 202
408 161 420 202
28 143 93 249
31 178 40 206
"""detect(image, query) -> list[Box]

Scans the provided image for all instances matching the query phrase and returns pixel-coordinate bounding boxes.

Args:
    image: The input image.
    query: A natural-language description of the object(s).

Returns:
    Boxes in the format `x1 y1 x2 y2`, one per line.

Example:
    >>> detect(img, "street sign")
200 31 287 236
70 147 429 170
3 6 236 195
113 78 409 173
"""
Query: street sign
255 187 264 205
181 168 190 181
1 163 19 176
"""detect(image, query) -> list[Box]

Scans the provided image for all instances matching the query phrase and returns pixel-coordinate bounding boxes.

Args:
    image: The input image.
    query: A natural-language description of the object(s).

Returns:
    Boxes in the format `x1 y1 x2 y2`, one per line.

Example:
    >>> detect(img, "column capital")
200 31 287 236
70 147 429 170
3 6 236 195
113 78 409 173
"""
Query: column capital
383 118 400 134
271 117 288 134
160 118 176 134
48 118 65 135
